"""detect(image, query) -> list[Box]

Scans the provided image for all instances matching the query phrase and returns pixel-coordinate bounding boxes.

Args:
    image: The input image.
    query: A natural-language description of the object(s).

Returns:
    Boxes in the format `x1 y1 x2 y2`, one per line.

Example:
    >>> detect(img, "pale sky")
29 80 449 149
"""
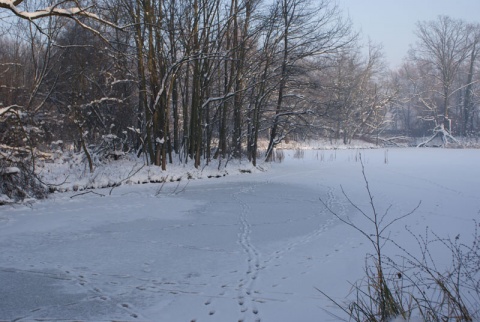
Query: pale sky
336 0 480 69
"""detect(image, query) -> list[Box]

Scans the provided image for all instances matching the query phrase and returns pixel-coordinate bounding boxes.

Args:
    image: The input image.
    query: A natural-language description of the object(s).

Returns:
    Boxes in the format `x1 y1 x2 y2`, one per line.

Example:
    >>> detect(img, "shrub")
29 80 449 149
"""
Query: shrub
0 160 47 203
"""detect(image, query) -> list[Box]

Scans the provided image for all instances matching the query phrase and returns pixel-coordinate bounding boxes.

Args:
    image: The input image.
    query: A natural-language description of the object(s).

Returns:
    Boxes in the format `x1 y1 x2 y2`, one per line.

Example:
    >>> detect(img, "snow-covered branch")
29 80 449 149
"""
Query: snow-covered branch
79 98 124 109
0 144 52 159
0 105 20 117
0 0 122 31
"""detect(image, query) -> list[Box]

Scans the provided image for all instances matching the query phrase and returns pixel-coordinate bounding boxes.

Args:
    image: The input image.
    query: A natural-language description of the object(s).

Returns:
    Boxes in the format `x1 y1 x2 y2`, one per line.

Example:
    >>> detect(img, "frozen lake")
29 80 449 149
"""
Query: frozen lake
1 148 479 321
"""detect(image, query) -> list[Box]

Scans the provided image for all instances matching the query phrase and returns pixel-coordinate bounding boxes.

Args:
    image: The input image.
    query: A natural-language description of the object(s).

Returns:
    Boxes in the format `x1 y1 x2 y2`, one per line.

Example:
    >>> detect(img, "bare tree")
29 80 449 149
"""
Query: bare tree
461 24 480 136
0 18 60 200
389 62 427 137
264 0 353 161
0 0 125 201
47 23 133 172
318 43 393 144
412 16 473 140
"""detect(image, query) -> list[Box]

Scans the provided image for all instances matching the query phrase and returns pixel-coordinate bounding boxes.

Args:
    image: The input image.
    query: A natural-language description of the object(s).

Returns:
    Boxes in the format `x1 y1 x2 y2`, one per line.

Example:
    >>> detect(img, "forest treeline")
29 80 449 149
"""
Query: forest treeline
1 0 480 176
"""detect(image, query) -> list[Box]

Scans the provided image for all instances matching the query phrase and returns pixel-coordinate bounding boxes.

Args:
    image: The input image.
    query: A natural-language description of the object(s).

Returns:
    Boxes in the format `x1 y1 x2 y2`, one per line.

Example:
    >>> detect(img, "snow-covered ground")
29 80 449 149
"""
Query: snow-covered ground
1 148 479 321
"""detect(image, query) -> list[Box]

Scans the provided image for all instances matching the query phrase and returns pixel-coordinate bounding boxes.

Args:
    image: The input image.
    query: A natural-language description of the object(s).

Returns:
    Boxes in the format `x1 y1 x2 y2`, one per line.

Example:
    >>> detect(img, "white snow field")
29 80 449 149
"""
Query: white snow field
1 148 479 321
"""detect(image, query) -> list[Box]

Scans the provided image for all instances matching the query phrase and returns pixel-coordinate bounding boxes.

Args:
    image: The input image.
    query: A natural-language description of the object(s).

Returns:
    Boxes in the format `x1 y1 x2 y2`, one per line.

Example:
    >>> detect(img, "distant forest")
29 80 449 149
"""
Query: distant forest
1 0 480 173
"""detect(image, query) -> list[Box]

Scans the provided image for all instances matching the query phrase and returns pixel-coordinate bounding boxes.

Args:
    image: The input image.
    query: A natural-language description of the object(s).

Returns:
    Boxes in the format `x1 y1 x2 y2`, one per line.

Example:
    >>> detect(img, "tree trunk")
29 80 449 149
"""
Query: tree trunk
266 0 289 162
463 41 476 136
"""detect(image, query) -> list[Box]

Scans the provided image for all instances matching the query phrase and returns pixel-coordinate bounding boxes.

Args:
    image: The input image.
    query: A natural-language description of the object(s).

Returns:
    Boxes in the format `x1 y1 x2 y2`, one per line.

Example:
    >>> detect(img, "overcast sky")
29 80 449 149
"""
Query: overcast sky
336 0 480 69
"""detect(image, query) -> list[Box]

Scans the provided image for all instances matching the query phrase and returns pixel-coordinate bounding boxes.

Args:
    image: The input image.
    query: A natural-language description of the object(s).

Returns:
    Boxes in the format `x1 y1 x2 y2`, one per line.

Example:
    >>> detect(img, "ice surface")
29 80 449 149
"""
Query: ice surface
1 148 479 321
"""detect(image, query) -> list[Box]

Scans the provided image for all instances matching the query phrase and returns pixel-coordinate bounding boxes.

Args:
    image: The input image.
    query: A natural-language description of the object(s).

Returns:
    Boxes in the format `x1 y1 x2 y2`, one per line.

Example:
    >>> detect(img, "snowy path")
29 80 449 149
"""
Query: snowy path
1 148 479 321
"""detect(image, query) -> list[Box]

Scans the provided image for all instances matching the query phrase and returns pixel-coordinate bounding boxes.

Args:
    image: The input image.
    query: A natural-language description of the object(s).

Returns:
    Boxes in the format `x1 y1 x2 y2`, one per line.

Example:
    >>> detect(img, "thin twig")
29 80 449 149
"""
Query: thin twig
109 163 145 195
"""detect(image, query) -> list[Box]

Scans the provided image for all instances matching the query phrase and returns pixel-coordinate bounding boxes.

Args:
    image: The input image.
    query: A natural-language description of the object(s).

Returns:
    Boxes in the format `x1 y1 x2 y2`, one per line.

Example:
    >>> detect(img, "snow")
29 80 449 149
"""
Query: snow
0 105 15 116
0 194 13 204
1 166 20 174
0 148 479 321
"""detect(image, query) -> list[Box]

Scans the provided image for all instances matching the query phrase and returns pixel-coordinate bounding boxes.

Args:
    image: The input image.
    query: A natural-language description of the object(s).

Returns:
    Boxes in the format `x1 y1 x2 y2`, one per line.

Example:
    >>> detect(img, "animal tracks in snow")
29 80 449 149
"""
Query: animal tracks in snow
194 180 349 321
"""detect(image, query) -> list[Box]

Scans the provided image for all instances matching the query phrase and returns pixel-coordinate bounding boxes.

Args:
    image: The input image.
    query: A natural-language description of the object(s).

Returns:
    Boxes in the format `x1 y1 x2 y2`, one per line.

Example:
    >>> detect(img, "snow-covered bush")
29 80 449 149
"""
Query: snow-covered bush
93 133 127 161
0 160 47 203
